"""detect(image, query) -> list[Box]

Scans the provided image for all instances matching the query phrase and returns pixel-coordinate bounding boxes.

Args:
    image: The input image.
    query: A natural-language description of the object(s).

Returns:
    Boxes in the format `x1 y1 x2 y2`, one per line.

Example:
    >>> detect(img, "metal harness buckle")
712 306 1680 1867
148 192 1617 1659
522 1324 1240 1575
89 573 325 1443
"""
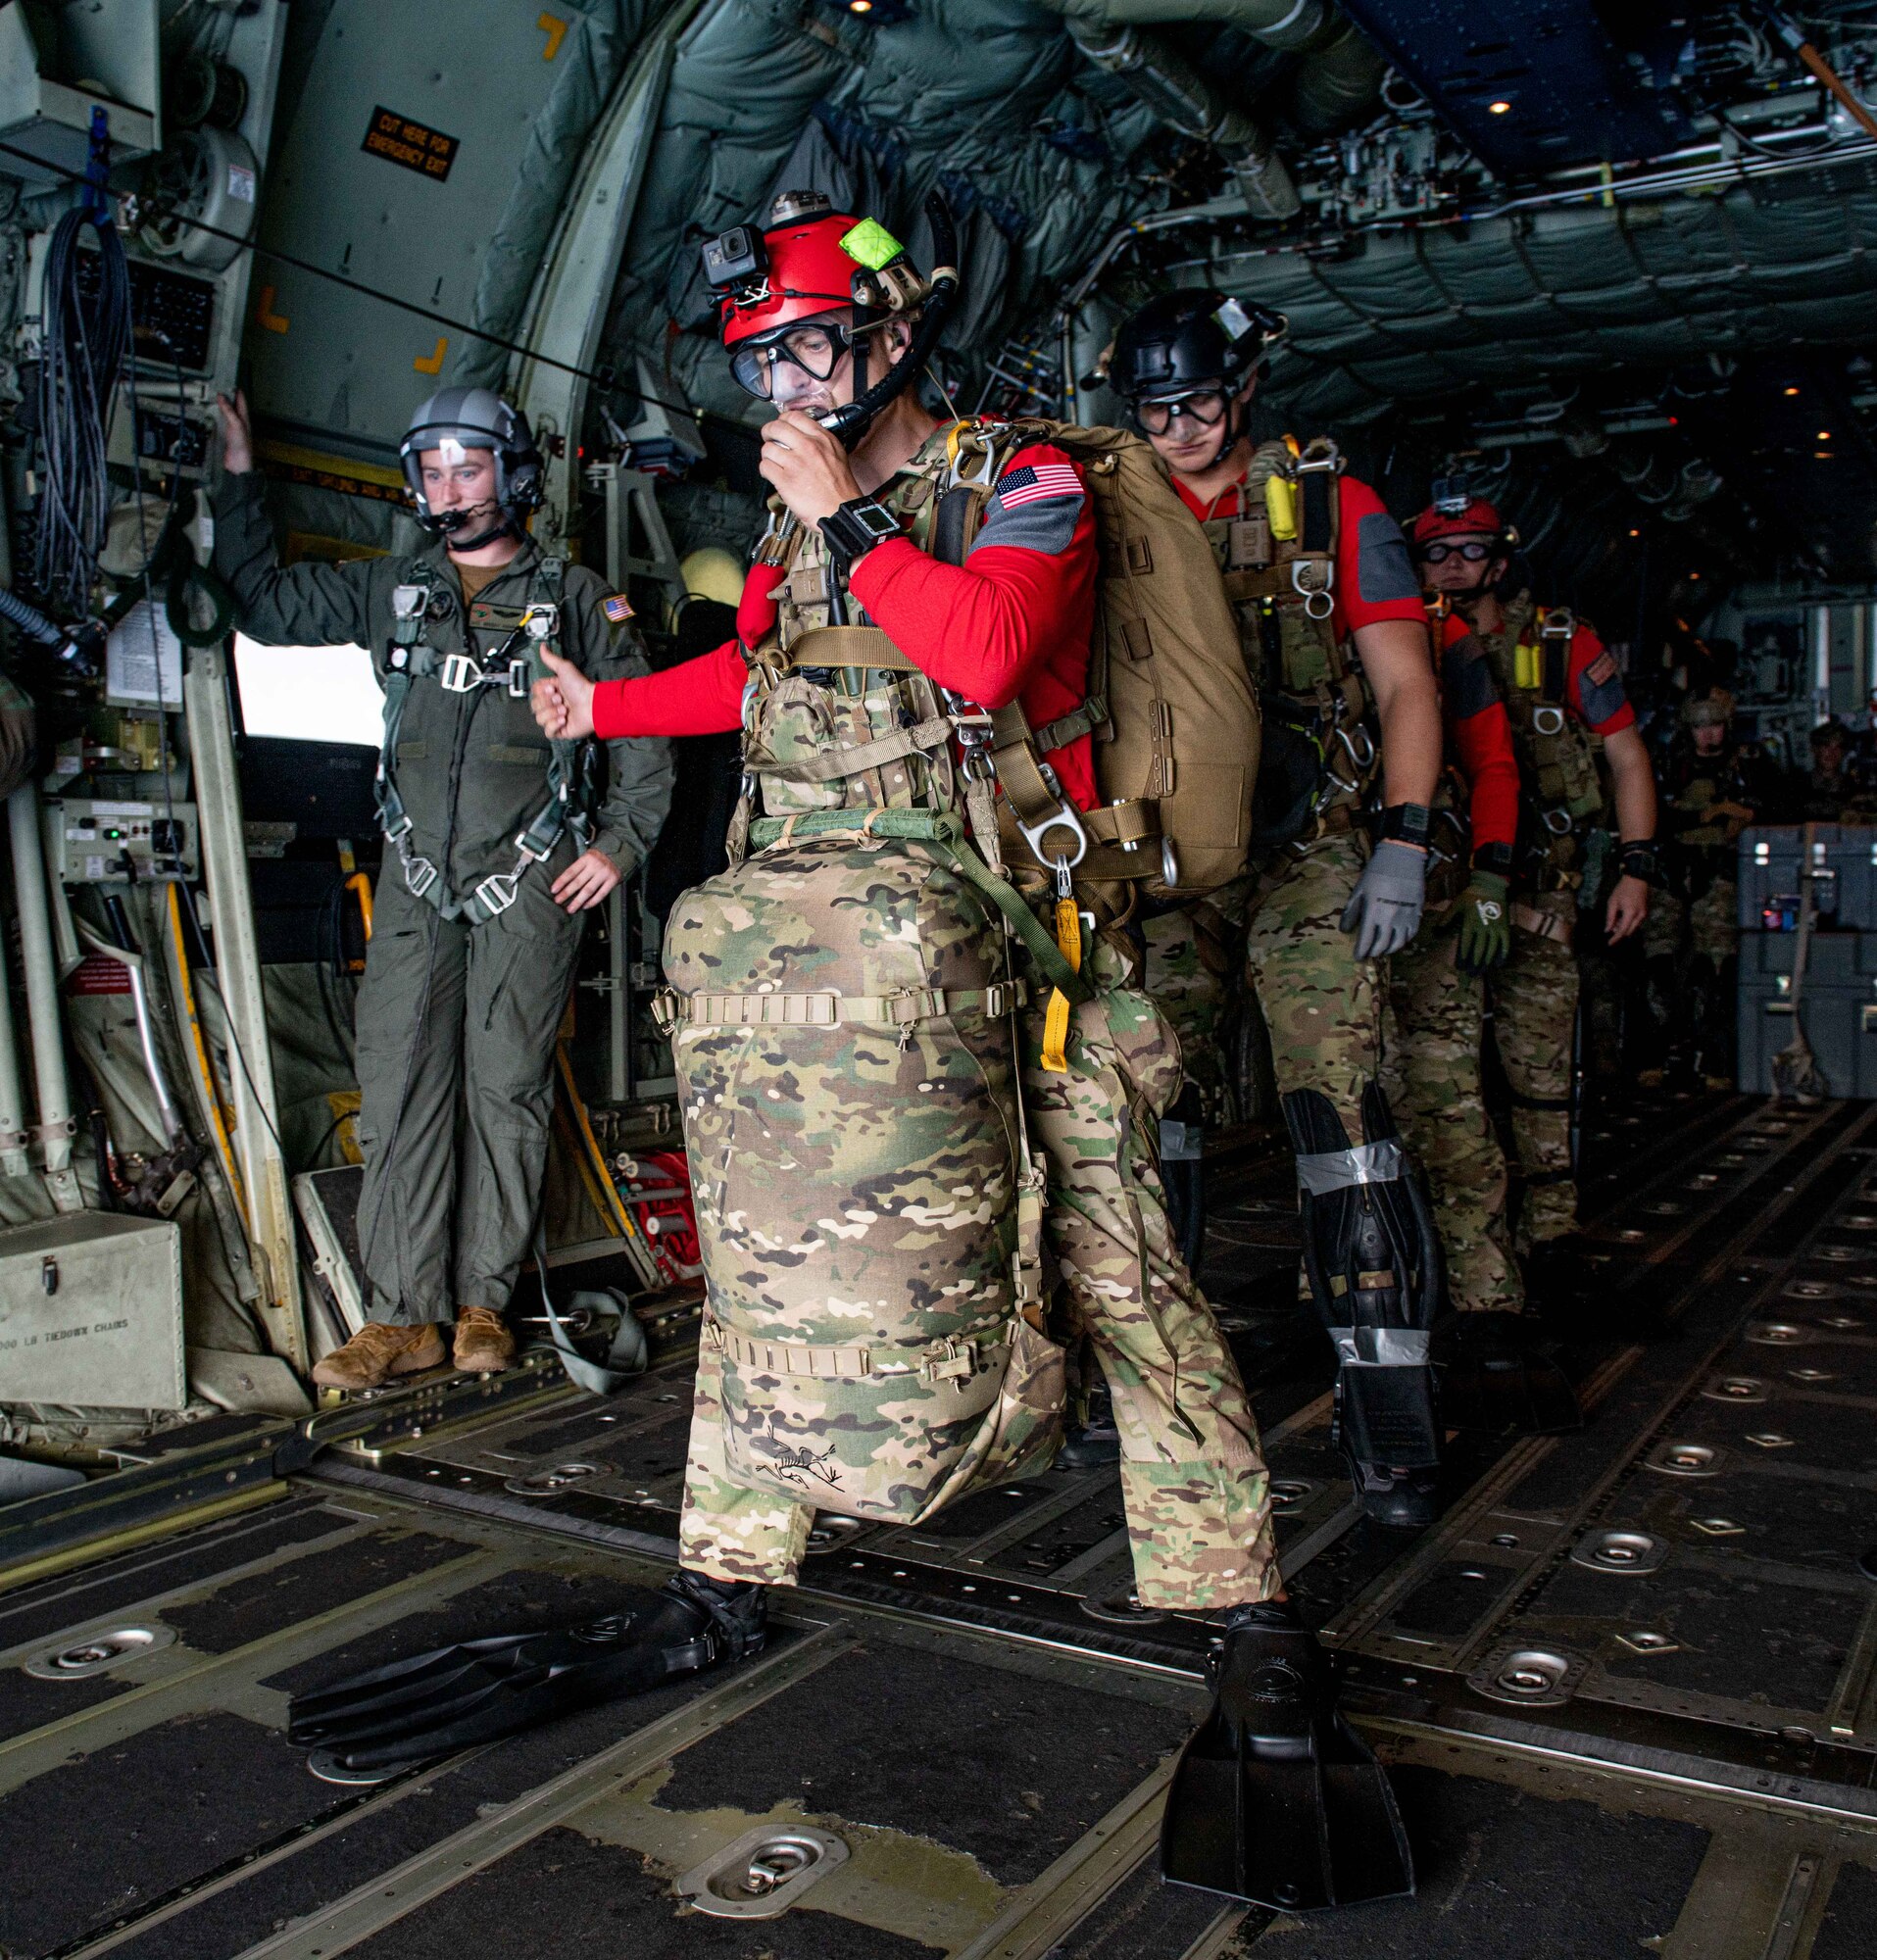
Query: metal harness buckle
1291 559 1335 621
474 870 519 917
1015 768 1090 879
402 853 440 900
1532 704 1566 735
440 652 482 693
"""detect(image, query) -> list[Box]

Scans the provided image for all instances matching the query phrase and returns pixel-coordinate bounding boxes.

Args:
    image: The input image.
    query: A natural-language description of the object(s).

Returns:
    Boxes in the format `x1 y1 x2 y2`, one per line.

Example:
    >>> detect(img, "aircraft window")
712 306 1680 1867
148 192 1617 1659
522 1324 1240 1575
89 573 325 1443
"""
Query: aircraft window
233 635 384 749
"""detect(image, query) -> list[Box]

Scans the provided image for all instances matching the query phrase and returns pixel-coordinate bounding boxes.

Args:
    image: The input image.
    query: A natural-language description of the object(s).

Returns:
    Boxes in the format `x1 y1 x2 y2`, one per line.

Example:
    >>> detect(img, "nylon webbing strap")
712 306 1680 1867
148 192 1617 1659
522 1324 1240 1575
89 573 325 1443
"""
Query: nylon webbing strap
784 625 920 671
708 1318 1011 1383
1298 459 1335 557
655 981 1025 1033
1511 901 1573 946
750 715 957 785
1032 693 1108 753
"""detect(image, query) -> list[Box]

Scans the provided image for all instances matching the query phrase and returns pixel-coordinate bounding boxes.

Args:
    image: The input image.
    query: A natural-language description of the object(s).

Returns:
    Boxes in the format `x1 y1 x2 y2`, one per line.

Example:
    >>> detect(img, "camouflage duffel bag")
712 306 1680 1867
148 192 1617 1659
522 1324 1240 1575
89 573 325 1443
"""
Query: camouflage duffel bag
656 807 1081 1523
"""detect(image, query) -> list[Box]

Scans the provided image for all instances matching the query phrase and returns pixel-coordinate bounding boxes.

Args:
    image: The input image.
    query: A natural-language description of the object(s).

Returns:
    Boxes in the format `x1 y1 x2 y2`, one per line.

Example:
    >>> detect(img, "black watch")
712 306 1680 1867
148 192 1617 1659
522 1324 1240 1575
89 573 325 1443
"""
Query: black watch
1473 840 1514 876
1378 802 1432 848
819 496 902 566
1618 839 1660 883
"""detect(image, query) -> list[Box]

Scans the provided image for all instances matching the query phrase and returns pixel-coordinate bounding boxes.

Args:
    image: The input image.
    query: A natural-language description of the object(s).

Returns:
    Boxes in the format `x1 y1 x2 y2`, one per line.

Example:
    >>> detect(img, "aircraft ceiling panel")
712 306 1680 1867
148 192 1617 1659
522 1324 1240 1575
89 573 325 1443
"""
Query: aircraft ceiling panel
1233 186 1877 424
1340 0 1696 174
245 0 574 460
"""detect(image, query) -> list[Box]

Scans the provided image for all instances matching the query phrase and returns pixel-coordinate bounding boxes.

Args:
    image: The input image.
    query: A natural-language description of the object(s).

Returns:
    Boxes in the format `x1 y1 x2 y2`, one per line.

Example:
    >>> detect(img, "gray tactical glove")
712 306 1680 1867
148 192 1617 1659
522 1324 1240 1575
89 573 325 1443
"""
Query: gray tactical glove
1339 840 1427 960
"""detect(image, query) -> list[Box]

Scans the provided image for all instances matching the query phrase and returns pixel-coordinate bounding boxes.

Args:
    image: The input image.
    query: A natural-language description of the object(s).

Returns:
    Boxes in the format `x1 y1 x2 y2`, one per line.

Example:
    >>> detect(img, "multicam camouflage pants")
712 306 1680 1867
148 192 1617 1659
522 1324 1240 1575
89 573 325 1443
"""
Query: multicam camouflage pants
679 937 1279 1612
1496 894 1580 1250
1245 830 1391 1143
1386 905 1524 1316
1142 876 1256 1127
1644 875 1739 966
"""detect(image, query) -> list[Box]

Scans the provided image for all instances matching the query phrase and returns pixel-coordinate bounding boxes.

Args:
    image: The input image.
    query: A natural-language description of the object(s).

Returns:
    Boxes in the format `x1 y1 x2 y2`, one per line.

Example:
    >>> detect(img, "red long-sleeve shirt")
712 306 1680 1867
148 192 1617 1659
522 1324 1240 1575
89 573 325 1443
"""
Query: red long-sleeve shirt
589 436 1102 808
1437 613 1522 854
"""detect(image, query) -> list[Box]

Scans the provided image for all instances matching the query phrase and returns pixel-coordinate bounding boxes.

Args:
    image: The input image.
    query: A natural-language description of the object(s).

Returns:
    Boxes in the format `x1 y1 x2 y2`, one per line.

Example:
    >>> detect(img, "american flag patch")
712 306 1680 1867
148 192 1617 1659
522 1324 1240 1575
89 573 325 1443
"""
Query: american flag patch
995 462 1082 509
1586 652 1616 686
602 592 635 623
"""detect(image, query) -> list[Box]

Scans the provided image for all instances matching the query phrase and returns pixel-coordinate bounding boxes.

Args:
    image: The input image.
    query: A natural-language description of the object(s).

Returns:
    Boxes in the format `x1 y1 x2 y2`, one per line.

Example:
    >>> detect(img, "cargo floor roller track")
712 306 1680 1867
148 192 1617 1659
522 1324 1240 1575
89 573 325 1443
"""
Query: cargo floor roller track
4 1091 1877 1957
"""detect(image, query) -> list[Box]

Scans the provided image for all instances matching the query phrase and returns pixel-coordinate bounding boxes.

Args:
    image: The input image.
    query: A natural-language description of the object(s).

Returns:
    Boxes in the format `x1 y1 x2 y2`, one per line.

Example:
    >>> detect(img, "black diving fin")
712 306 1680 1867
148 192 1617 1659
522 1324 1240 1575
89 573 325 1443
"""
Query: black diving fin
1161 1600 1413 1913
1435 1311 1582 1437
287 1573 765 1776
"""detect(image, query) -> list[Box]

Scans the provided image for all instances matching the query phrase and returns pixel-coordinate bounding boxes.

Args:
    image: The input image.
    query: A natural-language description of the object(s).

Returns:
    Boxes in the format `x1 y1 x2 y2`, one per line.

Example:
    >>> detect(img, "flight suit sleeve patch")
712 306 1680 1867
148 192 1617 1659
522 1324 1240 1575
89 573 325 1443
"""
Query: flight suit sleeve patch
1355 511 1419 605
1441 632 1503 719
602 592 635 623
1577 647 1628 725
969 460 1085 558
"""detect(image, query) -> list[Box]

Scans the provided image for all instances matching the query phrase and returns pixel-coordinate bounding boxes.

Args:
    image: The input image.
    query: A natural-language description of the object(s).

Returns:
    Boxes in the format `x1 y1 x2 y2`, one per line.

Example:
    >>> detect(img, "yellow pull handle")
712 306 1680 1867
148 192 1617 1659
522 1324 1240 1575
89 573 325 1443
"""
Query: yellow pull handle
1040 898 1083 1073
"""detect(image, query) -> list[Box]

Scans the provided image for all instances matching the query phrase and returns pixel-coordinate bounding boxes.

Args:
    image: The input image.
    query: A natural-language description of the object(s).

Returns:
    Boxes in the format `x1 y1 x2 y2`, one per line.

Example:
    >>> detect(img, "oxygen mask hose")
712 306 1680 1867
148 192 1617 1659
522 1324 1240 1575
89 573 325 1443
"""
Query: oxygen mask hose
817 191 961 452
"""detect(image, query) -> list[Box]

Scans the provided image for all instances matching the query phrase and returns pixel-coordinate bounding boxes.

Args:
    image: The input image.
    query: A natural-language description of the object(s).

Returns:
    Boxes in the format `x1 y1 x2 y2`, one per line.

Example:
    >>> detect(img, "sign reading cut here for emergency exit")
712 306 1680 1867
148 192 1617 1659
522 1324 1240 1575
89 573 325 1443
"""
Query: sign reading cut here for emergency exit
362 107 459 181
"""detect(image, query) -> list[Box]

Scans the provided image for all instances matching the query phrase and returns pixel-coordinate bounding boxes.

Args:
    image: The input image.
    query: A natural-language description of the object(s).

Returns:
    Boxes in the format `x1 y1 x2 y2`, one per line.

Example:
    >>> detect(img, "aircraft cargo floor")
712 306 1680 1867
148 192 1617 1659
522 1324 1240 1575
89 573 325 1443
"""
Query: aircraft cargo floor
4 1091 1877 1959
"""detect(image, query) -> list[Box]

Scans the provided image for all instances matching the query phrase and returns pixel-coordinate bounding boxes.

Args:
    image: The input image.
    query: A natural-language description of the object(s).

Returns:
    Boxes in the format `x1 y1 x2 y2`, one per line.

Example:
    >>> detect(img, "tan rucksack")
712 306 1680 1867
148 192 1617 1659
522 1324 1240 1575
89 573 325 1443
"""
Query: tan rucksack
940 419 1260 901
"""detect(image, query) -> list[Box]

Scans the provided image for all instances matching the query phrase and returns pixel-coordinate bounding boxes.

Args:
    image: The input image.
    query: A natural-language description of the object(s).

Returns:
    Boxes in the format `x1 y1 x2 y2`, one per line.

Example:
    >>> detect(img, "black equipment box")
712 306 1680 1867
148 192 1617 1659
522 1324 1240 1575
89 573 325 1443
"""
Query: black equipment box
1738 825 1877 933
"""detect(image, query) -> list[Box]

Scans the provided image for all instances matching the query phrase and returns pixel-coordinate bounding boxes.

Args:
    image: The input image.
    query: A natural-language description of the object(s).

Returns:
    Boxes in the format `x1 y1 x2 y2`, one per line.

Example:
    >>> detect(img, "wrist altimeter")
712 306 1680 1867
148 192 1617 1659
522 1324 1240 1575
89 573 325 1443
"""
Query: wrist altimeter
1378 802 1432 849
819 496 901 567
1618 838 1660 883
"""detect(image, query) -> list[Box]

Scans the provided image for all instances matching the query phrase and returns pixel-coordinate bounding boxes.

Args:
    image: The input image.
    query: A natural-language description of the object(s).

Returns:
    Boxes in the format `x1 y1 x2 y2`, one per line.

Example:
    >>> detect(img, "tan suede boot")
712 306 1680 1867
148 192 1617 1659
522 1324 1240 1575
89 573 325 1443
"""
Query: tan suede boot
311 1321 446 1391
453 1305 516 1374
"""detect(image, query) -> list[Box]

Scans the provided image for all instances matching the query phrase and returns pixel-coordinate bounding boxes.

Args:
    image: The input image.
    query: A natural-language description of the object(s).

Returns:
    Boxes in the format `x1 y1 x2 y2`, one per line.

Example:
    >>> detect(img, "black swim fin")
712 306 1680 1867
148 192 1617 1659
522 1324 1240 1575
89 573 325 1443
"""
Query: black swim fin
1161 1601 1413 1913
1436 1312 1582 1437
287 1573 765 1775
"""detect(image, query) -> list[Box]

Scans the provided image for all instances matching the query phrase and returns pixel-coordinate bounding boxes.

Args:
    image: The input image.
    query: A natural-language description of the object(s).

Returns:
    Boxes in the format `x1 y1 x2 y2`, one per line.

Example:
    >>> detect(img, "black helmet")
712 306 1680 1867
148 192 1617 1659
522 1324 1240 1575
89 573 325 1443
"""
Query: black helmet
399 387 544 541
1108 290 1286 404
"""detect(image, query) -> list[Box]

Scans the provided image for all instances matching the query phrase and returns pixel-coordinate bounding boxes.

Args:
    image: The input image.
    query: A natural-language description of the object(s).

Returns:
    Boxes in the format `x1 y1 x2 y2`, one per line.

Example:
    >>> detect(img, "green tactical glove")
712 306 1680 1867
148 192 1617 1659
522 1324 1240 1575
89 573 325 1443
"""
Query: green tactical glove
1454 869 1511 975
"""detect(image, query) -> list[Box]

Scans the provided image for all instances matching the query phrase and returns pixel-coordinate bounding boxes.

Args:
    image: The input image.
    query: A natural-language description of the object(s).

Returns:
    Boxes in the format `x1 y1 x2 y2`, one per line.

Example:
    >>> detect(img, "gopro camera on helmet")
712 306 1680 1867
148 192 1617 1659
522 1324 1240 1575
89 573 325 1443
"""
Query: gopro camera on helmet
702 225 768 299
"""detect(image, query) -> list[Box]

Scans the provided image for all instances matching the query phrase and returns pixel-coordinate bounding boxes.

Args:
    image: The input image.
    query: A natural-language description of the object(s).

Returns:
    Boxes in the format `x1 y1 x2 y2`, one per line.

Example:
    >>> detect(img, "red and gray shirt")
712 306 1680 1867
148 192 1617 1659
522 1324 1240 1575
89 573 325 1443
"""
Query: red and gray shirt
1436 613 1520 855
589 429 1103 807
1170 469 1427 642
1558 618 1636 736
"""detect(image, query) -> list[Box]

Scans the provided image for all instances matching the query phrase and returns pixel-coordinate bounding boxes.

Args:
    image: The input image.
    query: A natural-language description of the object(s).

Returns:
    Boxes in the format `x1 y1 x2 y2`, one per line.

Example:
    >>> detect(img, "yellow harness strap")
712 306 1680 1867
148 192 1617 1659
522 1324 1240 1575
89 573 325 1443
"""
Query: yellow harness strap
1041 897 1082 1072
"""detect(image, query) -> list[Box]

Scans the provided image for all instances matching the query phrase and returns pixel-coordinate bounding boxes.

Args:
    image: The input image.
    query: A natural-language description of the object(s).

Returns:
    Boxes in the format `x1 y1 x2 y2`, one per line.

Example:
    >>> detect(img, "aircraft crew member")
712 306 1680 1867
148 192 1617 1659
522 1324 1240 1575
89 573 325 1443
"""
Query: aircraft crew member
1645 688 1764 1087
214 388 672 1388
1108 292 1448 1528
1410 497 1657 1306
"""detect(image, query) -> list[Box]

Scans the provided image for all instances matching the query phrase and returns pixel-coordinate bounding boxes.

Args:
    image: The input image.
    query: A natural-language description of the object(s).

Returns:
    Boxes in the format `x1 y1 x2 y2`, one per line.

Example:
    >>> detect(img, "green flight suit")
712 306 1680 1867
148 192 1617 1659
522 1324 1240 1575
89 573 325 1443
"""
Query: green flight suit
214 473 672 1323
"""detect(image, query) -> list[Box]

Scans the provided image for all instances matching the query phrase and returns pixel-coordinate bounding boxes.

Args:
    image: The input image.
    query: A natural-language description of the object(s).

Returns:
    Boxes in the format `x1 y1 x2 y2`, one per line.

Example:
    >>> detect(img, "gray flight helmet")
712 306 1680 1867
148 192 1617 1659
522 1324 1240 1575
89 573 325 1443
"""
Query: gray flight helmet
399 386 545 530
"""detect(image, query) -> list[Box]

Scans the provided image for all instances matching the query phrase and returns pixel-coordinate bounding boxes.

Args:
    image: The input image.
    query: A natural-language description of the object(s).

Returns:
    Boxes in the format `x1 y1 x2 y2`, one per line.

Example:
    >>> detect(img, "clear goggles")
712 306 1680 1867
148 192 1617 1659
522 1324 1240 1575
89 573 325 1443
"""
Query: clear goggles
1416 538 1497 564
1130 387 1230 436
728 320 859 400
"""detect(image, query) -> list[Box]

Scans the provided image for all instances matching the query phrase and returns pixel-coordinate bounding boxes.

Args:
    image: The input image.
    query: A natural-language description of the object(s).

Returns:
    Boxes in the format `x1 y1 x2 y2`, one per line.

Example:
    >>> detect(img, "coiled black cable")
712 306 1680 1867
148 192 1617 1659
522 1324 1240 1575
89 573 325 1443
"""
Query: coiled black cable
33 204 130 613
0 585 62 645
